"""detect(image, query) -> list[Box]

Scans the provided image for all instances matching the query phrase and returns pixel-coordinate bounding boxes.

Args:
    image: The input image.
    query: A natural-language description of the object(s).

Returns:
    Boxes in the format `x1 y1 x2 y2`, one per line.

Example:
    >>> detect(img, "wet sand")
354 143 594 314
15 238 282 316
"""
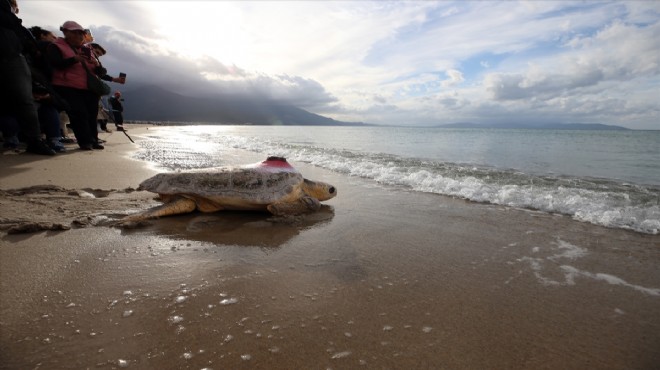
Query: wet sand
1 126 659 369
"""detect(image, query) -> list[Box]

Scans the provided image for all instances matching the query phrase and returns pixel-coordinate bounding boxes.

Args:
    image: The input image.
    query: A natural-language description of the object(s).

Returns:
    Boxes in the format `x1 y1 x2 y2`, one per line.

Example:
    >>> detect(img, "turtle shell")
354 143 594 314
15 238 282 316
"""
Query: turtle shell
138 166 304 207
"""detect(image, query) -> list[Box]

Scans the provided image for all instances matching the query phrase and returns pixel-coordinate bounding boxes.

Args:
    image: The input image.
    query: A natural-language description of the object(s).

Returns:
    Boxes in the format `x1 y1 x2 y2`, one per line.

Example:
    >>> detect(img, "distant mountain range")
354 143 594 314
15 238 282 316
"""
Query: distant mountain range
436 122 630 130
120 85 365 126
118 86 629 130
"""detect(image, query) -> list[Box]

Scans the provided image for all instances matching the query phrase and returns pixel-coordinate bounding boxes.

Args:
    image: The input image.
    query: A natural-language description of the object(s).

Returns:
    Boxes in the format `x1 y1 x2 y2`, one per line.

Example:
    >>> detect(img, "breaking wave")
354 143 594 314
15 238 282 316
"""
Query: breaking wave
136 128 660 235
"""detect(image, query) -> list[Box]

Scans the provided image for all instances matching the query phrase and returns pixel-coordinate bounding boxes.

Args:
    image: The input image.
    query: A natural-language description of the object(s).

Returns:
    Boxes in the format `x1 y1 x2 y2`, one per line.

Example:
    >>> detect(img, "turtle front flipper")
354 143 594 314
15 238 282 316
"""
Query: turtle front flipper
121 196 197 223
267 196 321 216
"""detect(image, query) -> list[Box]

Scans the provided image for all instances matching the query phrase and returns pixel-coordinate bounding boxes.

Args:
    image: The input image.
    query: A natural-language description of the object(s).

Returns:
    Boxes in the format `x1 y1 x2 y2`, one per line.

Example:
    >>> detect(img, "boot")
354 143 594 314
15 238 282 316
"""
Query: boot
26 139 56 156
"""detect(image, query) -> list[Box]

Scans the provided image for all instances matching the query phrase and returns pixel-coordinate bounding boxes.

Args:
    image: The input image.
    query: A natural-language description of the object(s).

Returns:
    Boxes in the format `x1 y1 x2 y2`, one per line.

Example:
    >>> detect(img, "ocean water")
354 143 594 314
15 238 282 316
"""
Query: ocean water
135 125 660 235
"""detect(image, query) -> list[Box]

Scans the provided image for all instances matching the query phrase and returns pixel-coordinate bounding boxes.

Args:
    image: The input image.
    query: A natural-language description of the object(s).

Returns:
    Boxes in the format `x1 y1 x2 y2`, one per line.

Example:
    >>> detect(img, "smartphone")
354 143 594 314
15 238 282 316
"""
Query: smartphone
119 73 126 78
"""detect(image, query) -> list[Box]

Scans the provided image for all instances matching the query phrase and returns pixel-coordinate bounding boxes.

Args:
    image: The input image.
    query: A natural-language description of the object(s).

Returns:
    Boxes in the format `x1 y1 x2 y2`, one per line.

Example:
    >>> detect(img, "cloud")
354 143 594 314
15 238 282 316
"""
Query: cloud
483 66 607 102
241 74 338 108
196 56 247 78
17 1 660 129
353 2 660 128
441 69 465 87
89 26 337 108
477 18 660 128
22 1 162 40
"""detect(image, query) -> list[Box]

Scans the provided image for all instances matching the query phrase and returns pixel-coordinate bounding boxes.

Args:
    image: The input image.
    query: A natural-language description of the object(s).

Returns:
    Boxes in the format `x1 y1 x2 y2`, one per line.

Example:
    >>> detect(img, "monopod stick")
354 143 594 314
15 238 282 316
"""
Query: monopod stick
122 129 135 143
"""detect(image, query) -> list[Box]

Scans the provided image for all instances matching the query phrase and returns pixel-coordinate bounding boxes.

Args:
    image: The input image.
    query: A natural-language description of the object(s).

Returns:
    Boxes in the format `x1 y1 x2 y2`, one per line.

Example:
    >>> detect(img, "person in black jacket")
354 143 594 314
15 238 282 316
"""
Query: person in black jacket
28 26 68 151
108 91 125 131
90 43 126 85
0 0 55 155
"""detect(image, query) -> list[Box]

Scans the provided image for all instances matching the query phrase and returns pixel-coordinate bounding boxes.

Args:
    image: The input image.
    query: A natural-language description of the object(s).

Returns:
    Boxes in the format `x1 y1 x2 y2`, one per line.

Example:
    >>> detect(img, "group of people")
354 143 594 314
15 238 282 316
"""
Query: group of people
1 0 126 155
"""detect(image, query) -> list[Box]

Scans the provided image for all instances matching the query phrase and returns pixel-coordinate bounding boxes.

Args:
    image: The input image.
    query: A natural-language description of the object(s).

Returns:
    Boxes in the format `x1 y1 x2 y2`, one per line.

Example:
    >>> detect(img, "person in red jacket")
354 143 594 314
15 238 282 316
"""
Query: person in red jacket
46 20 106 150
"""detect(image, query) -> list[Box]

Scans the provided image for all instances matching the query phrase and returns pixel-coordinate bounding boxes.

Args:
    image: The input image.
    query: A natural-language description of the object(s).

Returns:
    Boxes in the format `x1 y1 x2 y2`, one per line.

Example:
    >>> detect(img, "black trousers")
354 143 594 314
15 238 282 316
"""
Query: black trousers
113 111 124 126
54 86 100 147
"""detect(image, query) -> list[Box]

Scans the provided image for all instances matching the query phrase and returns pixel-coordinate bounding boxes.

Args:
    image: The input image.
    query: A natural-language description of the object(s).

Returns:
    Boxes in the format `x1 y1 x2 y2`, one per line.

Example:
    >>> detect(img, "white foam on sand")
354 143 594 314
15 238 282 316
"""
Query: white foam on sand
548 239 588 261
516 239 587 286
515 238 660 296
559 266 660 296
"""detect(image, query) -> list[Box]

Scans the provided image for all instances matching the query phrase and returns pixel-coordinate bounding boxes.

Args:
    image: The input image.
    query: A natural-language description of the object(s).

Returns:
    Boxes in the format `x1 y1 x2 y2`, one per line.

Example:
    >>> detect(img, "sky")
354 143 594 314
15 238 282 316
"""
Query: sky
17 1 660 129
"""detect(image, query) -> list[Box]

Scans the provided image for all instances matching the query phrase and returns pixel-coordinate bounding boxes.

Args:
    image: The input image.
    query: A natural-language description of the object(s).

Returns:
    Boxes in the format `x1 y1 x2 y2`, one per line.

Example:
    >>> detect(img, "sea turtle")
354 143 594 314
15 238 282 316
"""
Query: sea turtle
121 157 336 222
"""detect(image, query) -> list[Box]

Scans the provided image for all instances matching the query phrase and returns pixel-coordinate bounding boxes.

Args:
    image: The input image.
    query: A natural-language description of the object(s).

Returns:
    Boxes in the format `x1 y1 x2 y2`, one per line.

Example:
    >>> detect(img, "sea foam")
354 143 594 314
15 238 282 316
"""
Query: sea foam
215 134 659 234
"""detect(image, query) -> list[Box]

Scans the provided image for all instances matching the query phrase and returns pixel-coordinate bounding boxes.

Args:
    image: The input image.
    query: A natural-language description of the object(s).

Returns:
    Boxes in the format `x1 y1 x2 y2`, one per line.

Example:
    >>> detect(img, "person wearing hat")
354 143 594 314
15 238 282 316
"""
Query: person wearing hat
90 42 126 84
90 42 104 55
108 90 125 131
0 0 56 155
46 20 107 150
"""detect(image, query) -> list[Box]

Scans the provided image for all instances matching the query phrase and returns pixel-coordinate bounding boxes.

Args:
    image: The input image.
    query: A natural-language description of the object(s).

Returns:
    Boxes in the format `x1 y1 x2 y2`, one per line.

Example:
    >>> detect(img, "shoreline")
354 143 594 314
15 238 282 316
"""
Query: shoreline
1 125 659 369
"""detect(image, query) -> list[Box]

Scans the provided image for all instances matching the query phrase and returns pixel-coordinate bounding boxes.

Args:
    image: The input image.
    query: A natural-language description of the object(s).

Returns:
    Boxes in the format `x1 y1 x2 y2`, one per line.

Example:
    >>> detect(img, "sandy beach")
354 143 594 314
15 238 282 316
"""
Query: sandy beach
1 126 659 369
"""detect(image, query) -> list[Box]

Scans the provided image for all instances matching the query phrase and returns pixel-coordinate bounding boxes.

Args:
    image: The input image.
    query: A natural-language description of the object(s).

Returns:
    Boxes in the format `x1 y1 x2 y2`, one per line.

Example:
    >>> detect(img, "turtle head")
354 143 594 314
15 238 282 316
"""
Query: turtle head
302 179 337 201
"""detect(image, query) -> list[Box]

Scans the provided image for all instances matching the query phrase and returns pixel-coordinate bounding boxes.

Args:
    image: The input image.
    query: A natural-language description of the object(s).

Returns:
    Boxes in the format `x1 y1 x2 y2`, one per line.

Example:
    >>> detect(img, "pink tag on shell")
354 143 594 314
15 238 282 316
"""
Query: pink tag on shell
250 157 297 172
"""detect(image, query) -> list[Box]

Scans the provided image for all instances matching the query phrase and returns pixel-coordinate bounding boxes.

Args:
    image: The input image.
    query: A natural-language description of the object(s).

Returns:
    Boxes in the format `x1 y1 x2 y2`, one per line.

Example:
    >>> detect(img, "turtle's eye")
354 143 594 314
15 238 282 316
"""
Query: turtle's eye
329 187 336 194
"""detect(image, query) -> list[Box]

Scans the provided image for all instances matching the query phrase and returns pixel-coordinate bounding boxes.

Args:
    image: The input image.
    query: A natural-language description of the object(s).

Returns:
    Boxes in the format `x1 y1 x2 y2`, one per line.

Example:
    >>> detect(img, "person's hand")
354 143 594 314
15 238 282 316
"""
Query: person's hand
73 55 86 63
33 93 50 101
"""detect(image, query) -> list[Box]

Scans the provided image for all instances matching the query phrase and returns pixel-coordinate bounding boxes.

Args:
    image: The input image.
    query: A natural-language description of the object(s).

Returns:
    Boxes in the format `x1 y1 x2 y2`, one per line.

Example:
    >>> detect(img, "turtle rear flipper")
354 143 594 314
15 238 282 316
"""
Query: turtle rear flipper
121 197 197 223
267 196 321 216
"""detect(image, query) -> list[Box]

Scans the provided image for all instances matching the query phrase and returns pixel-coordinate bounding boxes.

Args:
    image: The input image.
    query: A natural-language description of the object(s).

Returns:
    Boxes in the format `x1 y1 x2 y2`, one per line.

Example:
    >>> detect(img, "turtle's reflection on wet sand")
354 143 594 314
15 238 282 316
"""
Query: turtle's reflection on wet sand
123 205 335 248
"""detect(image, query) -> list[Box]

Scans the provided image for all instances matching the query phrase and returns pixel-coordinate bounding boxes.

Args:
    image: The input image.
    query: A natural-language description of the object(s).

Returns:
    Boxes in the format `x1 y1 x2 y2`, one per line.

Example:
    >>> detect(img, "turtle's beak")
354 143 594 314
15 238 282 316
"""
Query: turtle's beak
303 179 337 201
